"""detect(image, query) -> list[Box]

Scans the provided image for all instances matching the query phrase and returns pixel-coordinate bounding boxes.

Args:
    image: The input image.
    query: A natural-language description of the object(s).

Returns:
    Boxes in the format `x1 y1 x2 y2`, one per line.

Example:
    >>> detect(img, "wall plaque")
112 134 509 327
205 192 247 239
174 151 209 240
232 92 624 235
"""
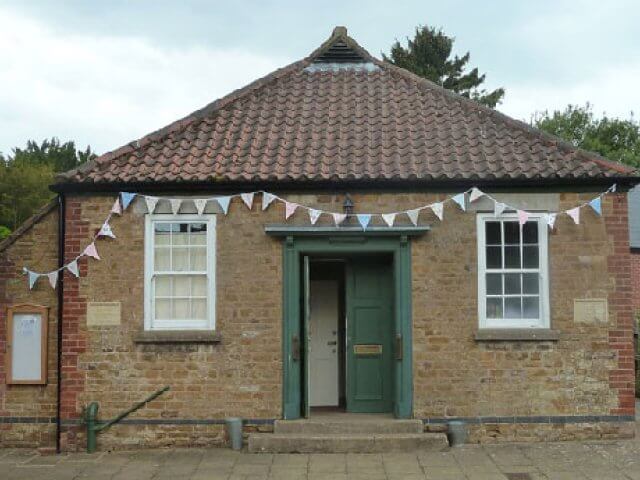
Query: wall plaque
6 304 48 385
87 302 121 327
574 299 608 324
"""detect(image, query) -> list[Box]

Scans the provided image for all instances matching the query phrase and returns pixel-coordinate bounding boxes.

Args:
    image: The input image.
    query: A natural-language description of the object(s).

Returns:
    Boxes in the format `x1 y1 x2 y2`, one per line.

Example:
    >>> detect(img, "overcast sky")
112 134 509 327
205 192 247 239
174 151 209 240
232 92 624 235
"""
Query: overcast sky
1 0 638 156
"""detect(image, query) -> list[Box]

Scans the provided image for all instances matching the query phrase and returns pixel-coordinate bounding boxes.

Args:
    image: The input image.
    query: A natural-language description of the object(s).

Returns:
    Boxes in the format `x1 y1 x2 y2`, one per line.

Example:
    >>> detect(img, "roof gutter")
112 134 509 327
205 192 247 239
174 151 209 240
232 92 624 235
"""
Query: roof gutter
50 176 640 195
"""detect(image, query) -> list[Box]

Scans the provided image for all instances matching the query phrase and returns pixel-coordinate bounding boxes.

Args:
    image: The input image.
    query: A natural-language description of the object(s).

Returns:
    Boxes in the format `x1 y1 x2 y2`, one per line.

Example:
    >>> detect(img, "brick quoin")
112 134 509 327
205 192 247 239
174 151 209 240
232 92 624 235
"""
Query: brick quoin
606 193 636 416
0 257 15 415
59 197 89 448
630 252 640 316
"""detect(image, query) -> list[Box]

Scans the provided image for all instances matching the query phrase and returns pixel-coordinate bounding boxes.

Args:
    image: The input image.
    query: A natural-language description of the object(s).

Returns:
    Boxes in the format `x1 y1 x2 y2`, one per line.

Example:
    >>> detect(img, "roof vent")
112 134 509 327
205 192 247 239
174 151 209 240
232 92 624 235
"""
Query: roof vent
313 39 367 63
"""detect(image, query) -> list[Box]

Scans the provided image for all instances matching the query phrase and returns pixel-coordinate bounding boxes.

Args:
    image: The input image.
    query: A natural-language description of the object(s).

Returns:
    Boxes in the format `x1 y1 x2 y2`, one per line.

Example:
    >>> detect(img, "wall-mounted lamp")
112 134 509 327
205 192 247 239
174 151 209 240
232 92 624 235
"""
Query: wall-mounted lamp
342 194 354 217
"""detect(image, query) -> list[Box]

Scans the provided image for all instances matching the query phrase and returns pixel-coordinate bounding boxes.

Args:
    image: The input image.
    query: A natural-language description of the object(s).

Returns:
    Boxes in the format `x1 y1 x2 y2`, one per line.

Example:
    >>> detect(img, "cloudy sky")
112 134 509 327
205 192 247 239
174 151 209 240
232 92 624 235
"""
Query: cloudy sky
1 0 638 156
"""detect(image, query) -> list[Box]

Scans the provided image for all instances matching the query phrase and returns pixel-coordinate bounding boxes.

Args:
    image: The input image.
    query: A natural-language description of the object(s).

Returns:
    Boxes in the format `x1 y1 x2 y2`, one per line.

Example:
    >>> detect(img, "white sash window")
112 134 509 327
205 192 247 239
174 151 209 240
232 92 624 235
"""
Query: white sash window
477 213 549 329
144 214 216 330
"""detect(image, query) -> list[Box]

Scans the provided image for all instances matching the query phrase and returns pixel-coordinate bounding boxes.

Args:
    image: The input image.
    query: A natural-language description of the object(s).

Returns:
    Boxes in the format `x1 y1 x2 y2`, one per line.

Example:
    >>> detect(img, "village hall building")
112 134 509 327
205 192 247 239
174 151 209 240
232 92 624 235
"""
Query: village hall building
0 27 638 453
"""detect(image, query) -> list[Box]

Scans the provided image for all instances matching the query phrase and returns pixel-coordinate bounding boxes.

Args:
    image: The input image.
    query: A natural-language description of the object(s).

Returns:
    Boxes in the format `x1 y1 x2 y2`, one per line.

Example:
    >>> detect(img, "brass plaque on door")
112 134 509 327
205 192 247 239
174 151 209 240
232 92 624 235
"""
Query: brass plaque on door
354 344 382 355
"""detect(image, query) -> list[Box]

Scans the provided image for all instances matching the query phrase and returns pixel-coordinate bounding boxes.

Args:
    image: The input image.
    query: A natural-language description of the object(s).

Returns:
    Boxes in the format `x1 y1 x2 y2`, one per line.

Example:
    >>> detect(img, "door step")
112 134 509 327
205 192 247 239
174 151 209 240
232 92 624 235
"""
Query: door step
248 432 448 453
274 418 423 434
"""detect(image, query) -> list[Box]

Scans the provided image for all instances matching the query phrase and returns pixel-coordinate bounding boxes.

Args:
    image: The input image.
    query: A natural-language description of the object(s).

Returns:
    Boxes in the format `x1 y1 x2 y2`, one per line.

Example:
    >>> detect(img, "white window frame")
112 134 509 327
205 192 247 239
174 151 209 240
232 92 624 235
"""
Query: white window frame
144 214 216 331
477 212 550 329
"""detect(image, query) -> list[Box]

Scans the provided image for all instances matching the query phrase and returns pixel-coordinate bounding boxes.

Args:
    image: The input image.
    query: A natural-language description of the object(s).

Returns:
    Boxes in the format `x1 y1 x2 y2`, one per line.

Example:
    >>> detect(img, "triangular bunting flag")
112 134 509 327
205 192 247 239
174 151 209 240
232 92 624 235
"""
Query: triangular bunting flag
99 221 116 239
216 196 231 215
567 207 580 225
611 184 617 193
452 193 466 211
333 213 347 226
83 243 100 260
469 187 484 203
517 210 529 226
430 203 444 221
111 198 122 215
589 197 602 216
27 270 39 290
357 214 371 230
67 259 79 278
309 209 321 225
194 199 208 216
494 202 506 217
407 208 420 226
120 192 136 210
285 202 298 220
546 213 557 230
262 192 276 210
241 192 254 210
381 213 396 227
170 199 182 215
145 196 159 214
48 271 58 289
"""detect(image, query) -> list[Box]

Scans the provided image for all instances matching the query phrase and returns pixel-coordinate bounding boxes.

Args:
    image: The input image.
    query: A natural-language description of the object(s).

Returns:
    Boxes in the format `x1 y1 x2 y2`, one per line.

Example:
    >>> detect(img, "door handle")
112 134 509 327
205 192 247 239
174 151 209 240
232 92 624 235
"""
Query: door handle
395 333 403 361
292 335 300 361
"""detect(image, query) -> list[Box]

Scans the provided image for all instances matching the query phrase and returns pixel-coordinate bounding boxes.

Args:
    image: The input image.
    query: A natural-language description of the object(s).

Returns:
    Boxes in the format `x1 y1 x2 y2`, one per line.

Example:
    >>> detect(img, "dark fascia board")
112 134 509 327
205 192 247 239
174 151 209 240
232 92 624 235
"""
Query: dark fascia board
265 225 430 237
50 176 640 195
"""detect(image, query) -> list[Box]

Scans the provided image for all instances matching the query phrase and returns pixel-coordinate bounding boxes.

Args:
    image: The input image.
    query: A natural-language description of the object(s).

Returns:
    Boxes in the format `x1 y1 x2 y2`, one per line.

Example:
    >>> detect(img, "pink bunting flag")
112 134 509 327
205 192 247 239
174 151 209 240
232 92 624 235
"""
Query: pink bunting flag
47 271 58 289
566 207 580 225
517 209 529 226
285 202 298 219
111 199 122 215
99 221 116 238
83 243 100 260
332 213 347 226
546 213 557 230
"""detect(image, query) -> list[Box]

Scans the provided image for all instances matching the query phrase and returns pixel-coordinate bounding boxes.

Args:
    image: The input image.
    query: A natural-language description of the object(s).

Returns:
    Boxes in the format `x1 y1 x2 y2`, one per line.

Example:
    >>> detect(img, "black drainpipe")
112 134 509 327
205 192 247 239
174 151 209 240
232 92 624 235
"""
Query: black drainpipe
55 193 65 453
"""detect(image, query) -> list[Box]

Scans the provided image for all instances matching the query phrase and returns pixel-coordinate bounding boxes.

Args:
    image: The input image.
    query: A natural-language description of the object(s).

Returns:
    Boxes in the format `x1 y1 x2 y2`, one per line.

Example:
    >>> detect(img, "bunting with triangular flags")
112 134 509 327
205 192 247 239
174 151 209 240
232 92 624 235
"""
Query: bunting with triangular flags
381 213 396 227
285 202 298 219
469 187 484 203
357 214 371 230
27 270 39 290
47 271 58 289
111 198 122 215
241 192 254 210
145 196 159 214
67 260 79 278
170 199 182 215
120 192 136 210
517 210 529 226
83 243 100 260
333 213 347 226
407 208 420 226
589 197 602 216
494 202 506 217
430 203 444 221
452 193 466 211
216 196 231 215
567 207 580 225
262 192 276 210
98 222 116 239
309 209 321 225
546 213 557 230
194 199 208 216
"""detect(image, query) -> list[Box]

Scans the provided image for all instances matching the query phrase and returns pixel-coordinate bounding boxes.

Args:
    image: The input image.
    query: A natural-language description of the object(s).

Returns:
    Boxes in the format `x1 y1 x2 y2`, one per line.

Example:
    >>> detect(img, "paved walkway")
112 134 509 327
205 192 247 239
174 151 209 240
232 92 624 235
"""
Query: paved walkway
3 440 640 480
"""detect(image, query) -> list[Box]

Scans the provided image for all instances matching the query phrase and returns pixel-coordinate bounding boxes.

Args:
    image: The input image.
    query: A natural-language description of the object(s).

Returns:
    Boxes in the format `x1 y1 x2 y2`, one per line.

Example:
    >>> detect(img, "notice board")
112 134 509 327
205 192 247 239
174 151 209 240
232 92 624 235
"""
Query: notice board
5 304 48 384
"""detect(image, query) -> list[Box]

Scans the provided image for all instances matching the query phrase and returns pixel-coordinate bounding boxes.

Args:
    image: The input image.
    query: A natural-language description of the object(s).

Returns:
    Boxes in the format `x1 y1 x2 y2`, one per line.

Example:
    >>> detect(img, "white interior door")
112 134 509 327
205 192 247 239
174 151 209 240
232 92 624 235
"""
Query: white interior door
309 280 339 407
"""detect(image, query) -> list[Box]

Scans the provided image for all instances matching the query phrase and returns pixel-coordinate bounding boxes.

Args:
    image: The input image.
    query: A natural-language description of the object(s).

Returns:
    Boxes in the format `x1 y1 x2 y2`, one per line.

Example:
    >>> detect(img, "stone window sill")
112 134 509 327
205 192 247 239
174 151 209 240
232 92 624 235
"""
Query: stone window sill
474 329 559 342
134 330 222 344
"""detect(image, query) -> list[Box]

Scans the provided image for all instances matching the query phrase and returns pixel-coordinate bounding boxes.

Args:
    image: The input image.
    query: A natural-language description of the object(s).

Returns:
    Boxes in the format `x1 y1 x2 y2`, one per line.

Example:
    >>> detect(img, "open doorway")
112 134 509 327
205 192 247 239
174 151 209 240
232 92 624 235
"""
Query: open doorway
303 255 394 417
308 260 346 411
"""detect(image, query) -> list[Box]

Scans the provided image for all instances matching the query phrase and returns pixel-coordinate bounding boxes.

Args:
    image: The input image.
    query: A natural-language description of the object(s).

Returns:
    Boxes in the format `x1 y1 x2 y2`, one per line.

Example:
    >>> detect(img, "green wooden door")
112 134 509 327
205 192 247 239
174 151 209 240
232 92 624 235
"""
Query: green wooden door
346 257 394 413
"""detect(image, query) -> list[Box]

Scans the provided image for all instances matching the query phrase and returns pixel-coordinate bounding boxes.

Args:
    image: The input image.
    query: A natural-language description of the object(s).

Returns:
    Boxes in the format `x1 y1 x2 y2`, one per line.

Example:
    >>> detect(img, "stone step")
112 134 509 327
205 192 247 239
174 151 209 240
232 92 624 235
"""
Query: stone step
248 433 449 454
274 418 424 434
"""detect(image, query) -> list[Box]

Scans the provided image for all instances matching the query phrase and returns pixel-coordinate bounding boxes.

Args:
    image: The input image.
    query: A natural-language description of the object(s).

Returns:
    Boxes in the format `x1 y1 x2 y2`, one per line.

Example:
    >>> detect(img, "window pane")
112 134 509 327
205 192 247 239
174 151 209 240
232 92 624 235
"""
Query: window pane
523 222 538 244
504 246 520 268
504 221 520 245
523 246 539 268
155 299 172 320
174 299 190 319
174 276 190 296
190 223 207 244
486 273 502 295
173 231 189 246
523 273 539 294
505 297 522 318
486 247 502 269
523 297 540 319
504 273 521 294
486 297 503 318
155 276 171 296
173 248 189 271
192 299 207 320
190 247 207 270
192 276 207 296
486 222 501 245
155 248 171 271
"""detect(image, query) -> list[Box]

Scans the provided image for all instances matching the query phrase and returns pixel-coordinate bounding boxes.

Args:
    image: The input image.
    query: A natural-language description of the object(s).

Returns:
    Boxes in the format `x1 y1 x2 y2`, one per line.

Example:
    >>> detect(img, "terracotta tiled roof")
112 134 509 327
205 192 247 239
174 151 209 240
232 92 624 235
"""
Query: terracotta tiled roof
57 27 635 187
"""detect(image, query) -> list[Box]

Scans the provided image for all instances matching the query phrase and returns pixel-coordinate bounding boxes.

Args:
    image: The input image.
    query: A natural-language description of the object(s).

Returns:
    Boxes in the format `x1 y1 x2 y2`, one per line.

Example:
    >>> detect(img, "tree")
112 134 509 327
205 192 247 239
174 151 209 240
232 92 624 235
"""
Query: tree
0 138 95 237
533 104 640 168
384 25 505 108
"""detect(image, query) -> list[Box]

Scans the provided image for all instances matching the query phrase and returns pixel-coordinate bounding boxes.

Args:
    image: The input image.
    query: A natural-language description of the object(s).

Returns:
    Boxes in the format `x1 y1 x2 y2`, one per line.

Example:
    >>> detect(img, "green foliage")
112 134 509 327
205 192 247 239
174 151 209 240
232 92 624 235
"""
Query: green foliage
533 104 640 168
384 25 505 108
0 138 95 232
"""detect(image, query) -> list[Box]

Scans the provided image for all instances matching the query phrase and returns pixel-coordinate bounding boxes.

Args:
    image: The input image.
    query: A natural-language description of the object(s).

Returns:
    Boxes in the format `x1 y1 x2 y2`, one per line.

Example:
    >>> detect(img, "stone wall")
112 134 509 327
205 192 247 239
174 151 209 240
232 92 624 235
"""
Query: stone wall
0 189 634 449
0 203 59 448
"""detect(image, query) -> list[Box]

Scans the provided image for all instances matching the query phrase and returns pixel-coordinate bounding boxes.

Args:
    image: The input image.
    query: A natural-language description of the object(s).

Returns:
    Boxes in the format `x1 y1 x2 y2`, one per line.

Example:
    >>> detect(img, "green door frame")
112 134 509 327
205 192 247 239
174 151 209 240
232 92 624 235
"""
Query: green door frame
267 227 427 420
